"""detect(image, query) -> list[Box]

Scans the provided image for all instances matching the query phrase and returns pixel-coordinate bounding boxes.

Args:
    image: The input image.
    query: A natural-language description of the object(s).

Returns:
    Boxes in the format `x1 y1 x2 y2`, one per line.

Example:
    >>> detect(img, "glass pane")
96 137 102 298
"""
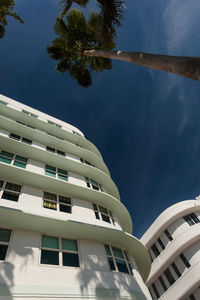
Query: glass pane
45 170 56 177
5 182 21 192
59 196 71 204
62 252 79 267
93 203 97 210
22 109 29 115
0 229 11 242
62 239 77 251
58 174 68 181
47 146 55 153
43 200 57 210
112 247 124 259
0 245 8 260
2 191 19 202
10 133 20 140
0 100 7 105
42 235 59 249
116 259 129 273
21 137 32 144
124 251 129 261
60 204 71 213
41 250 59 265
104 245 111 256
14 155 27 163
13 161 26 168
92 185 99 191
101 214 110 223
31 113 38 118
95 211 100 219
0 151 14 159
45 165 56 172
90 179 98 186
44 192 56 201
99 206 108 214
85 177 89 183
108 257 115 270
58 169 67 175
57 150 65 156
0 180 4 188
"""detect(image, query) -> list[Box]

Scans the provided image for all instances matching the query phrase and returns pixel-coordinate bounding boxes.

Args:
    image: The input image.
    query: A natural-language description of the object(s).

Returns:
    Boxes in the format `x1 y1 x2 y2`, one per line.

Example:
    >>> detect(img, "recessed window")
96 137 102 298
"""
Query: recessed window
164 268 175 286
0 150 28 168
164 229 173 241
180 253 191 268
0 100 7 105
72 130 81 136
159 275 167 292
171 262 181 278
43 192 72 213
46 146 65 157
1 181 21 202
47 120 62 128
157 238 165 250
10 132 32 145
93 204 114 224
189 294 196 300
151 243 160 258
85 177 103 191
45 165 68 181
22 109 38 118
41 235 79 267
0 228 12 260
152 283 160 299
183 213 200 226
105 245 133 275
80 158 93 166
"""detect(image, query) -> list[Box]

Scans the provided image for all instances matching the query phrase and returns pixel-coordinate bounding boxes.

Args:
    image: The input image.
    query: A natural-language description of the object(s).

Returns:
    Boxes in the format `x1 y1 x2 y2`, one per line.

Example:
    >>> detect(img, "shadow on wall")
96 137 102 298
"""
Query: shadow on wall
76 254 147 300
0 241 33 299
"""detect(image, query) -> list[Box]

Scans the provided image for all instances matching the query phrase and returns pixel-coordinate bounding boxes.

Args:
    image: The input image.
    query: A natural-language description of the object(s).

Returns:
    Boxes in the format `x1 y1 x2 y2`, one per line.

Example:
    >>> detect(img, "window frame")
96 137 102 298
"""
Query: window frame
46 146 65 157
93 203 115 225
104 244 133 275
45 165 68 181
0 150 28 169
40 234 80 268
0 227 12 262
183 213 200 226
85 177 103 191
0 179 22 202
43 191 72 214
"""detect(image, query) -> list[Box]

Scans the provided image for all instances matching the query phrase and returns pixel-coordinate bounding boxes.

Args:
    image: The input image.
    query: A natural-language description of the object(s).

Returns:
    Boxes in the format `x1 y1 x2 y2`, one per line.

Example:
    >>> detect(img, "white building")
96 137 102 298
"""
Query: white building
141 199 200 300
0 94 151 300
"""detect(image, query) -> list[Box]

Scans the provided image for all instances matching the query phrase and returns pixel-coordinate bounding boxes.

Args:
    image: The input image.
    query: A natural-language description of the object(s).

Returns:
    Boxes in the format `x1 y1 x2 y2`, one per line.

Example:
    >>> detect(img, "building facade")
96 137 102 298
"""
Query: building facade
0 94 151 300
141 199 200 300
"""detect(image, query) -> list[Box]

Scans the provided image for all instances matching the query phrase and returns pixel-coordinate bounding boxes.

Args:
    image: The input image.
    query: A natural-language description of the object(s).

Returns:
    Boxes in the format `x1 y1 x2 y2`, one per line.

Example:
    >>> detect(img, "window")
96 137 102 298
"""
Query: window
0 228 12 260
10 133 32 145
0 100 7 105
189 294 196 300
45 165 68 181
16 120 35 129
159 276 167 292
104 245 133 275
151 243 160 258
80 158 93 166
47 120 62 128
180 253 190 268
72 130 81 136
1 181 21 202
157 238 165 250
171 262 181 278
85 177 103 191
183 213 200 226
40 235 79 267
22 109 38 118
152 283 160 299
93 204 115 224
46 146 65 157
164 229 173 241
43 192 72 213
0 150 28 168
164 268 175 286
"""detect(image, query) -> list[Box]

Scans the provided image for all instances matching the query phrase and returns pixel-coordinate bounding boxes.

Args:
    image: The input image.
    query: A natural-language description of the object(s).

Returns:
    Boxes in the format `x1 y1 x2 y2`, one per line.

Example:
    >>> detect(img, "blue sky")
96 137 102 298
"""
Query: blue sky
1 0 200 238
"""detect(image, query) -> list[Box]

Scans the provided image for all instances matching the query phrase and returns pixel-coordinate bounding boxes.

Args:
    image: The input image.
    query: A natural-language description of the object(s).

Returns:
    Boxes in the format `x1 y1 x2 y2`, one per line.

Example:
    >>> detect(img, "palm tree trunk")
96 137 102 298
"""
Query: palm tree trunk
83 49 200 81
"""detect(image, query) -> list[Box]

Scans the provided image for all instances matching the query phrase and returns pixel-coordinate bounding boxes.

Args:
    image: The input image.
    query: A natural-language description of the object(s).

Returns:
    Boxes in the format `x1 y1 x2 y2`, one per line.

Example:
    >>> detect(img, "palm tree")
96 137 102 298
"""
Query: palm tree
59 0 89 18
48 9 200 86
0 0 24 38
47 10 114 87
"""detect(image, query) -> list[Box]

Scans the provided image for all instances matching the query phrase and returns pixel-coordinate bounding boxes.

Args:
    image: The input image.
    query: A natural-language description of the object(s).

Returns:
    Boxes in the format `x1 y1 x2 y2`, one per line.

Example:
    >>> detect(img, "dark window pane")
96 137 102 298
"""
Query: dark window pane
0 229 11 242
57 150 65 156
2 191 19 201
47 146 55 153
21 137 32 145
191 213 200 224
116 259 129 273
104 245 111 256
183 215 195 226
41 250 59 265
157 238 165 250
152 283 160 299
108 257 115 270
164 229 173 241
180 253 190 268
151 244 160 258
59 196 71 204
101 214 110 223
93 203 97 210
159 276 167 292
0 180 4 188
10 133 20 140
95 211 100 219
92 185 99 190
85 160 91 166
60 204 71 213
62 252 79 267
171 262 181 277
164 268 175 285
99 206 108 214
189 294 196 300
0 245 8 260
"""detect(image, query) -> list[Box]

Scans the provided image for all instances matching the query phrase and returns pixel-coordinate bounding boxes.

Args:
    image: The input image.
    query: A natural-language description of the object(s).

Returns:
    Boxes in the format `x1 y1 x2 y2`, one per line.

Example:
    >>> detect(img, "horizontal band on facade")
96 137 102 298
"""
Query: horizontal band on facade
0 135 119 200
0 206 150 282
0 163 132 233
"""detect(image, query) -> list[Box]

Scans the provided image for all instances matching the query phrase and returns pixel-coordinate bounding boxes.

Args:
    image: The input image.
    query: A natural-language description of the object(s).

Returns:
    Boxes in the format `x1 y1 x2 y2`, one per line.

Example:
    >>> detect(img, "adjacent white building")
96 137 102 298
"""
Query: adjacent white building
141 199 200 300
0 94 151 300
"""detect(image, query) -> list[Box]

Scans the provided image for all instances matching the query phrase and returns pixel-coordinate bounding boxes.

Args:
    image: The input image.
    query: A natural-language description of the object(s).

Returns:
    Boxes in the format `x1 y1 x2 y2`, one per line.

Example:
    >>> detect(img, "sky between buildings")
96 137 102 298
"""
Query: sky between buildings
1 0 200 238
